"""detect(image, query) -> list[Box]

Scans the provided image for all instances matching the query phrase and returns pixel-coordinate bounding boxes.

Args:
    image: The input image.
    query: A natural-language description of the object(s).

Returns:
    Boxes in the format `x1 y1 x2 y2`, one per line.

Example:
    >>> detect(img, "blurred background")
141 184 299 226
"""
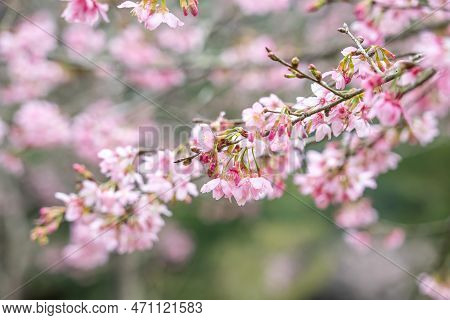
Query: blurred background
0 0 449 299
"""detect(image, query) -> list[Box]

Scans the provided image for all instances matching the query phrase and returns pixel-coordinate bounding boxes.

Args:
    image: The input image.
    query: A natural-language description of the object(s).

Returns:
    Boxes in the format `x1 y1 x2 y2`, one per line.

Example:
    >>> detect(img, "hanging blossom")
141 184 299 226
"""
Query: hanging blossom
31 25 448 274
31 145 200 268
118 0 197 30
61 0 109 25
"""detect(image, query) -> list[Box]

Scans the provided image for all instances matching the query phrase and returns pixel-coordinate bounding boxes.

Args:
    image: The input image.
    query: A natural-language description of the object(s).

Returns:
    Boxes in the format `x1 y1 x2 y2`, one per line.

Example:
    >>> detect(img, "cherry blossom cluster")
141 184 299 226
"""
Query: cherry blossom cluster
118 0 199 30
31 145 201 268
34 25 447 266
20 0 449 298
62 0 110 25
61 0 200 30
0 10 207 176
306 0 450 45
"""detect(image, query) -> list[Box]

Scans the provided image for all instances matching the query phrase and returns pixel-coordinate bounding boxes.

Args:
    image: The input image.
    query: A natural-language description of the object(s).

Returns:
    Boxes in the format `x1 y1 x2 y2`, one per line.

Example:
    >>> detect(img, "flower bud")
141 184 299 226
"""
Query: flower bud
308 64 322 81
266 47 278 61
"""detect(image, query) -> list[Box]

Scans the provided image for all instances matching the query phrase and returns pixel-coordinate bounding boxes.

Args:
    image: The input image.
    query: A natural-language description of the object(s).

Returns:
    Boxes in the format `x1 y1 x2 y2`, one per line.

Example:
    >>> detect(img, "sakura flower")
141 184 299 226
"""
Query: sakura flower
328 105 350 137
55 192 84 222
242 177 273 200
347 102 371 138
98 146 142 186
323 70 347 90
304 83 336 108
350 21 383 45
79 180 98 207
141 175 174 202
242 102 266 129
116 199 171 254
173 175 199 202
371 93 403 126
309 113 332 142
192 124 215 152
118 2 184 30
259 94 284 111
200 178 232 201
62 0 109 25
406 112 439 146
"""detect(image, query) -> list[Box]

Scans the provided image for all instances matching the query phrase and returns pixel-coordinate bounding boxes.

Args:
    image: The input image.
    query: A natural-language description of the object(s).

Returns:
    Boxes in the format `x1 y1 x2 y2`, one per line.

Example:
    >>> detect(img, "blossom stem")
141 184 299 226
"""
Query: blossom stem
397 68 437 97
292 66 436 125
252 147 261 176
266 48 348 98
174 152 200 164
339 23 384 74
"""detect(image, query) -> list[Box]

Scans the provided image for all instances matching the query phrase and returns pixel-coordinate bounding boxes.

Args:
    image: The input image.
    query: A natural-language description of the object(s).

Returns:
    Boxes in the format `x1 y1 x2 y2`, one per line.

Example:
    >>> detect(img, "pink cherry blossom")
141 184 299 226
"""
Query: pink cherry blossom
371 93 403 126
118 2 184 30
11 100 70 149
242 102 266 129
192 124 215 152
98 146 142 186
62 0 109 25
55 192 84 222
232 177 273 206
323 70 347 90
200 178 233 201
304 83 337 108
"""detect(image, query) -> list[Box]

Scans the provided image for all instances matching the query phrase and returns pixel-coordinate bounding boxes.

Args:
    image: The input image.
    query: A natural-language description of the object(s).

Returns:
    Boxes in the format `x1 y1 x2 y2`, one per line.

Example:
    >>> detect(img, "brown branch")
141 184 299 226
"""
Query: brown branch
293 65 435 125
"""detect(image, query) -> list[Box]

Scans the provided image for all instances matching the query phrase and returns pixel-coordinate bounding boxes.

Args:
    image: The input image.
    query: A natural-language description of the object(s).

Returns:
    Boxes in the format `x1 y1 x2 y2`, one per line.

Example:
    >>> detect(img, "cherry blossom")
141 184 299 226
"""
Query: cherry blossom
118 1 184 30
23 3 450 299
62 0 109 25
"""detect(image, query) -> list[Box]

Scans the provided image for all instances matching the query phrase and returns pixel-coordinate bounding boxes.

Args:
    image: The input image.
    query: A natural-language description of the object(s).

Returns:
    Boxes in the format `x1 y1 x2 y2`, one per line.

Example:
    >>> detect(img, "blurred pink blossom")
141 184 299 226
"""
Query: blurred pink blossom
10 101 70 149
63 23 106 59
62 0 109 26
158 224 195 264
